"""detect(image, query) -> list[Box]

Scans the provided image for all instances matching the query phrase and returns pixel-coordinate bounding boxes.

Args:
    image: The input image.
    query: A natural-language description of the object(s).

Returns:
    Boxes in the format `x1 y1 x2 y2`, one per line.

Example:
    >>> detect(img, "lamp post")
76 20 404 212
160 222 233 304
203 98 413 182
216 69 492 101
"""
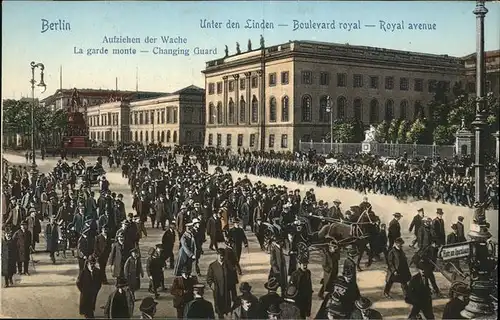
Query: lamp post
326 96 333 149
461 1 495 318
29 61 46 191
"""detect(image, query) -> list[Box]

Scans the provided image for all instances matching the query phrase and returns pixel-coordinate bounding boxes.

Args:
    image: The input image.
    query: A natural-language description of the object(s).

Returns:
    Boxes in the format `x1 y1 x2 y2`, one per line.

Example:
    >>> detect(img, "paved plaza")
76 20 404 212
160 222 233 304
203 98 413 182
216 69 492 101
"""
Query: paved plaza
1 153 497 319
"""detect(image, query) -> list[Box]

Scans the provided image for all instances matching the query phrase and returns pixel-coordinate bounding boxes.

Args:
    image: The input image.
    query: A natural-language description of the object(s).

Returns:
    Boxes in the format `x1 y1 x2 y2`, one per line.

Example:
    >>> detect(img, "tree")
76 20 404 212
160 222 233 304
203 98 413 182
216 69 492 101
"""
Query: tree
387 119 400 143
433 124 458 145
398 120 410 143
406 119 427 144
336 122 355 143
375 120 389 142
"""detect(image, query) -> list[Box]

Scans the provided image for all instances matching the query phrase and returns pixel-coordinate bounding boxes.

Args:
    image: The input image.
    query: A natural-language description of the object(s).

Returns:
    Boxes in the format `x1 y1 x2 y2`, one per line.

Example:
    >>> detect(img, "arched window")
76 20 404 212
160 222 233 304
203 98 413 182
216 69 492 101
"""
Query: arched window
281 96 289 122
336 96 346 120
400 100 408 120
369 99 379 123
157 131 160 142
239 97 246 123
161 131 165 142
251 95 258 123
140 131 143 142
319 96 329 123
173 131 177 143
353 98 362 121
228 99 235 124
208 103 215 124
269 97 277 122
145 131 149 142
166 130 171 142
385 99 394 121
414 101 424 120
134 131 138 141
301 95 312 122
216 102 223 124
112 132 115 141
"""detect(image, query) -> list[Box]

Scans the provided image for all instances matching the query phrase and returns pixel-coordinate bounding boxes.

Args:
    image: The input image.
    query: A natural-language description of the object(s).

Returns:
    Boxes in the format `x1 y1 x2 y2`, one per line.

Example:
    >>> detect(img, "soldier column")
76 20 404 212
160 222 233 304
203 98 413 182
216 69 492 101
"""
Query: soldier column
461 1 495 318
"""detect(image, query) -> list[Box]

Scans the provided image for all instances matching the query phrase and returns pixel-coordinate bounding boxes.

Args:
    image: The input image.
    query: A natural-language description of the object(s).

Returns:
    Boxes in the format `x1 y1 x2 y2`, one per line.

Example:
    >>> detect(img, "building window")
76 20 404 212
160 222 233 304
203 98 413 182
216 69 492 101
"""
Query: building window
134 131 138 141
240 97 246 122
208 103 215 124
337 73 347 87
216 134 222 147
167 109 172 123
486 80 491 93
281 96 289 122
269 73 277 87
150 111 155 124
139 113 143 125
400 100 408 120
161 111 165 123
281 134 288 148
173 108 178 123
173 131 177 143
281 71 289 85
251 95 258 123
161 131 165 142
319 96 329 123
251 76 258 88
269 97 277 122
385 100 394 121
320 72 330 86
216 102 223 124
414 101 424 119
428 80 437 93
302 71 312 85
237 134 243 147
414 79 424 92
353 74 363 88
400 78 409 91
268 134 275 148
370 76 379 89
385 76 394 90
145 131 149 142
336 96 346 120
208 83 215 95
229 80 235 92
166 130 171 142
369 99 379 123
467 82 475 93
208 133 213 145
353 98 362 121
216 82 223 94
240 78 246 90
226 134 232 146
228 99 235 124
249 134 256 147
301 95 312 122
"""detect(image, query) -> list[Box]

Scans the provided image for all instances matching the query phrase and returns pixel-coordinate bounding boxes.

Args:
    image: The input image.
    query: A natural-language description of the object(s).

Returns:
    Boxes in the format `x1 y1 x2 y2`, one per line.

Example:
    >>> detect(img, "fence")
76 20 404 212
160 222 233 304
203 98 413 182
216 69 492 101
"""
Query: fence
298 140 456 158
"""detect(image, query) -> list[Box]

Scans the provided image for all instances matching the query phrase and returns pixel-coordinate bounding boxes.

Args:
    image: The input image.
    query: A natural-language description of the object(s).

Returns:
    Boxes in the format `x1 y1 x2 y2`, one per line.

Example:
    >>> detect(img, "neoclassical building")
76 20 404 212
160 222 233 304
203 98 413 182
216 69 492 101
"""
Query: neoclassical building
87 85 205 145
202 40 465 152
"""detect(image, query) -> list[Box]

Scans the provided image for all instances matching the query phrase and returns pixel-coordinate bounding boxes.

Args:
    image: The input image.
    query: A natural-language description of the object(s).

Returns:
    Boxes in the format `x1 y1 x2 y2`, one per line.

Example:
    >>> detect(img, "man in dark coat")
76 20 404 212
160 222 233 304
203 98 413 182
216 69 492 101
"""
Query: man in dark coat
206 249 237 318
206 212 224 250
26 210 41 252
2 229 17 287
108 234 126 279
161 220 176 270
154 193 169 230
183 284 215 319
13 221 32 275
170 265 198 319
103 277 135 319
456 216 466 242
290 257 313 319
227 217 248 272
350 297 383 319
231 291 261 320
387 212 402 248
77 229 94 273
406 262 435 319
45 217 59 264
432 208 445 246
76 255 102 319
146 245 166 298
279 285 302 319
442 282 469 319
268 238 287 293
94 225 112 284
259 278 283 318
409 208 424 248
383 237 411 298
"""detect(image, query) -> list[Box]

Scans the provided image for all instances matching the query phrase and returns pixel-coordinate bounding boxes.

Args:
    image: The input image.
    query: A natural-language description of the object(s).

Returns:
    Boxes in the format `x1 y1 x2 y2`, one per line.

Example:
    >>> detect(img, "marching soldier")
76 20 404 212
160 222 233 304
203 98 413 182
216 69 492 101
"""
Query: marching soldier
383 237 410 299
388 212 402 248
409 208 424 248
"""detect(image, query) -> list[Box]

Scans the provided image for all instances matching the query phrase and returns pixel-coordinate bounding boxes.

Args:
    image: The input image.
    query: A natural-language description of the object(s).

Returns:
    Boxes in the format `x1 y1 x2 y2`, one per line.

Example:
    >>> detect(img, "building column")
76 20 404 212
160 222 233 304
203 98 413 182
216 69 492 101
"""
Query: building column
222 76 229 125
495 131 499 162
233 74 240 125
245 72 252 125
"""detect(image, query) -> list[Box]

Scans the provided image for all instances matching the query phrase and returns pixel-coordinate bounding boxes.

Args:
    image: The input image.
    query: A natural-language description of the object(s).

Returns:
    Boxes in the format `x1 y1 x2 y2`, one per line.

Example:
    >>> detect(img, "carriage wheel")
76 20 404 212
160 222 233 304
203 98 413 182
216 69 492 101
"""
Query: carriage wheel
297 241 310 262
263 229 273 253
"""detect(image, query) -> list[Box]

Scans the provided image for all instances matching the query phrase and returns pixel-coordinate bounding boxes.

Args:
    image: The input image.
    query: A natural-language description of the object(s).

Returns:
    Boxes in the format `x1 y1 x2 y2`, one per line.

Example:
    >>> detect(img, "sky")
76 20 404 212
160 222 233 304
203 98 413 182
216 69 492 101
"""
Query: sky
2 1 500 100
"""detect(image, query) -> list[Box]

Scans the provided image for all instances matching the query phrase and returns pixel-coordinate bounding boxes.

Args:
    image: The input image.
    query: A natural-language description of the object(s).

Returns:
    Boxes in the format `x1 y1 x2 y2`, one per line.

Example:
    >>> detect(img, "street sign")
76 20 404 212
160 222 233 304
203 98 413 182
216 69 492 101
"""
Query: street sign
439 242 472 261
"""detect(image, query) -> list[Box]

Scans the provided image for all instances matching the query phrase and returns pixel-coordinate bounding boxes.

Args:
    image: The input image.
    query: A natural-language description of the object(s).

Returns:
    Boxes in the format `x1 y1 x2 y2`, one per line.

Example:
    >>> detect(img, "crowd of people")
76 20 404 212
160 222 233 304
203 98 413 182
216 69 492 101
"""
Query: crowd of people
1 144 498 319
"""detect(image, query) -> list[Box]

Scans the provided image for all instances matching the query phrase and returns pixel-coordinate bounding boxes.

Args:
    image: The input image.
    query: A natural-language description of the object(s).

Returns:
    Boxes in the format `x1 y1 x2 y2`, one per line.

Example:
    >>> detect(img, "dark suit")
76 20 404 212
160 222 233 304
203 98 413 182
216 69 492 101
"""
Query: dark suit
388 218 401 248
432 217 445 246
183 297 215 319
406 273 434 319
268 243 287 292
409 214 423 247
442 297 467 319
456 221 466 242
384 247 411 295
290 268 313 318
93 234 112 283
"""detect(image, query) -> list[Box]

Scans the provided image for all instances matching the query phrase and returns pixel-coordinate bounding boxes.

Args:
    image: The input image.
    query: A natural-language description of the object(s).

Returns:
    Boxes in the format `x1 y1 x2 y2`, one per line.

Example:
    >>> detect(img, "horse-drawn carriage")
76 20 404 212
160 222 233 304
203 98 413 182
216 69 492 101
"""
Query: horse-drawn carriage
83 165 106 185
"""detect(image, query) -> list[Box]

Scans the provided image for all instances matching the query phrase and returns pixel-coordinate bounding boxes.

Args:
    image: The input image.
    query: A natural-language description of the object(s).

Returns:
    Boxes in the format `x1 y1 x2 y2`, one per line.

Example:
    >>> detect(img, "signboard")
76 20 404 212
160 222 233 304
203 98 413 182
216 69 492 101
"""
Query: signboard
439 243 471 261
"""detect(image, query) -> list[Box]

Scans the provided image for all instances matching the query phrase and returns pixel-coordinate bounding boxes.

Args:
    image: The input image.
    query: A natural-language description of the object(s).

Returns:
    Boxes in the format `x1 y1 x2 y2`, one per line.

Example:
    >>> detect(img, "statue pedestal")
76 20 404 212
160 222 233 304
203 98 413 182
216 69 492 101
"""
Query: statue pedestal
362 141 378 154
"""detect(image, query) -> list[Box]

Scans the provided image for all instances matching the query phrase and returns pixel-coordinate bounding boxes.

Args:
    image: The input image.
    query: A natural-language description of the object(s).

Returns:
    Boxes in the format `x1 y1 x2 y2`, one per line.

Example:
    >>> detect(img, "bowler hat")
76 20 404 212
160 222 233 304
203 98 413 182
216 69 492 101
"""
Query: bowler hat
395 237 405 245
285 285 298 299
355 297 372 310
458 216 464 222
264 277 280 291
216 248 225 256
417 208 424 212
139 296 158 312
267 304 281 315
451 224 458 230
436 208 444 215
393 212 402 218
239 282 252 293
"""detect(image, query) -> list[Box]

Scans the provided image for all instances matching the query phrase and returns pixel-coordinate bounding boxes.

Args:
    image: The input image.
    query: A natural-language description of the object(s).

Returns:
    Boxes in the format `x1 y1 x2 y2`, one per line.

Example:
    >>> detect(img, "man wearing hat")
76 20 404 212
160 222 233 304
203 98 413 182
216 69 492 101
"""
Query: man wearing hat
266 303 282 320
94 224 112 284
384 237 410 299
232 290 261 319
173 220 196 276
350 297 382 319
103 277 135 319
259 277 283 316
388 212 402 248
433 208 445 246
290 256 313 318
13 220 32 275
108 234 126 280
2 228 17 287
442 282 469 319
161 220 176 270
456 216 466 242
139 296 158 319
406 261 434 320
45 217 59 264
228 217 248 273
170 264 198 319
124 247 144 299
76 255 103 319
231 282 259 311
77 228 95 274
183 284 215 319
147 244 165 298
279 284 301 318
409 208 425 249
444 224 464 273
207 248 236 318
329 199 344 221
207 210 224 250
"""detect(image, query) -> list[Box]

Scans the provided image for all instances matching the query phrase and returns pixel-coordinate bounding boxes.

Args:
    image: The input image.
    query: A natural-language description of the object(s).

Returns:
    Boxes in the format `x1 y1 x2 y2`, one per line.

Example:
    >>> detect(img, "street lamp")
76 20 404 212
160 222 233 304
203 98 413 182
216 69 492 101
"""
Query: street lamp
461 1 496 318
326 96 333 147
29 61 46 191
